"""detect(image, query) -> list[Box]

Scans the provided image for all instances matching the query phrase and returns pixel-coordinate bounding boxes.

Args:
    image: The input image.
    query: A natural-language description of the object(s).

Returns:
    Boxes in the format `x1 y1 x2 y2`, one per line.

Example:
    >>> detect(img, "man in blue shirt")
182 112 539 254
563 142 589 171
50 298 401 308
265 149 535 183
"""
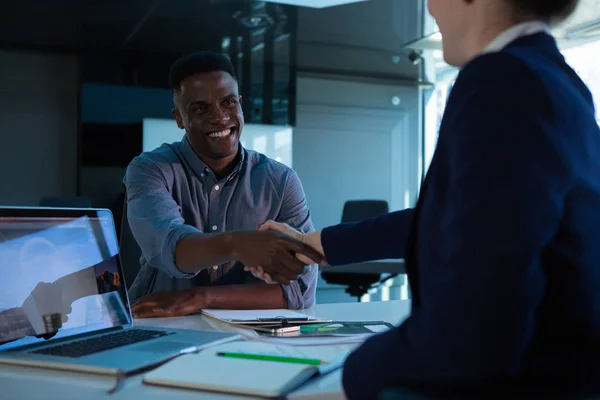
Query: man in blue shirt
124 52 322 318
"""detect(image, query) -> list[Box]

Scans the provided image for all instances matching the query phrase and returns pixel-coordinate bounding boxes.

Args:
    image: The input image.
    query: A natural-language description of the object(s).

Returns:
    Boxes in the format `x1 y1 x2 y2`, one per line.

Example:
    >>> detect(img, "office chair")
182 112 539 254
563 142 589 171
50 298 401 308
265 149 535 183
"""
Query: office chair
119 194 143 289
321 200 390 301
40 196 91 208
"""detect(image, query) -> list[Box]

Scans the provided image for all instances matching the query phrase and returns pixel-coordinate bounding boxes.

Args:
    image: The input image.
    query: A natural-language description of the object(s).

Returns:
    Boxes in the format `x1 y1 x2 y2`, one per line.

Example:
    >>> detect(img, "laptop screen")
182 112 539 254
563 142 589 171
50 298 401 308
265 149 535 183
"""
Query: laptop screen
0 209 132 351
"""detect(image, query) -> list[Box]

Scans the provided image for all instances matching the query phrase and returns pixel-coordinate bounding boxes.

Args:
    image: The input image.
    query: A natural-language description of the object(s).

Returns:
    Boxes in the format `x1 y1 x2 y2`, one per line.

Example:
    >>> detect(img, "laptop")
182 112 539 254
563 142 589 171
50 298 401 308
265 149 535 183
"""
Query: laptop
0 206 239 375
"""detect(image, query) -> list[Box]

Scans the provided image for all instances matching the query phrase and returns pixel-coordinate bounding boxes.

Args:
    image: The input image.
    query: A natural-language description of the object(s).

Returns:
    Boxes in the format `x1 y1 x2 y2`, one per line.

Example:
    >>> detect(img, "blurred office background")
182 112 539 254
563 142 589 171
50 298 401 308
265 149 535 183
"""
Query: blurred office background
1 0 599 304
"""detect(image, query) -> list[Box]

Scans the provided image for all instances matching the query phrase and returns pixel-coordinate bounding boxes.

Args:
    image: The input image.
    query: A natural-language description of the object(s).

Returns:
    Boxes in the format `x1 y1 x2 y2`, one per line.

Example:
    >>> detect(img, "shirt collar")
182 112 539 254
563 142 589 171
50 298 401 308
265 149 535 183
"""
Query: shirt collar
482 20 549 54
181 135 245 181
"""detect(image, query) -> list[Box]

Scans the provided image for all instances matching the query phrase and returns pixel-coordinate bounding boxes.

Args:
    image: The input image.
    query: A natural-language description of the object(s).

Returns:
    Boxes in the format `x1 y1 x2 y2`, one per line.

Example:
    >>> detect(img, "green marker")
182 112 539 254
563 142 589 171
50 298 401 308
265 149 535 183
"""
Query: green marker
216 352 324 365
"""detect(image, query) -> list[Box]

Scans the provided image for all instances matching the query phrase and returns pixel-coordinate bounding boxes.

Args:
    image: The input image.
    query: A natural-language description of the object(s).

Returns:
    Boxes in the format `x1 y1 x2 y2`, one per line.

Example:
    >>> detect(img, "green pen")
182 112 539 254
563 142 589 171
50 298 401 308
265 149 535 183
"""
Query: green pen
216 352 325 365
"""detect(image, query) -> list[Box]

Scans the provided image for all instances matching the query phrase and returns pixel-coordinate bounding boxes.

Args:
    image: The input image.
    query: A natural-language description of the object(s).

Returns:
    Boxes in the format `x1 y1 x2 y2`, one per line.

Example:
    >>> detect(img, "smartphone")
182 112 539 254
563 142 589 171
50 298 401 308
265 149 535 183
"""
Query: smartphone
251 324 301 334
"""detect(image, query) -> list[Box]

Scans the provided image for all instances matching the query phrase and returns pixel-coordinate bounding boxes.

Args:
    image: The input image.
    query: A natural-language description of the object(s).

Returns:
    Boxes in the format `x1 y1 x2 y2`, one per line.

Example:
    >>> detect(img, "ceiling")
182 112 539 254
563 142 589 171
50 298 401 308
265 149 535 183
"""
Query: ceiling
0 0 293 55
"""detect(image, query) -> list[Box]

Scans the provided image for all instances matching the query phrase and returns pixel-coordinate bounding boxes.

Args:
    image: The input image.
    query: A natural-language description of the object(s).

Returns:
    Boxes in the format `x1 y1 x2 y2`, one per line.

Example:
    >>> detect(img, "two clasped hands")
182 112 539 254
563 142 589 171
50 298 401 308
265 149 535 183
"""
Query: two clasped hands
244 221 326 284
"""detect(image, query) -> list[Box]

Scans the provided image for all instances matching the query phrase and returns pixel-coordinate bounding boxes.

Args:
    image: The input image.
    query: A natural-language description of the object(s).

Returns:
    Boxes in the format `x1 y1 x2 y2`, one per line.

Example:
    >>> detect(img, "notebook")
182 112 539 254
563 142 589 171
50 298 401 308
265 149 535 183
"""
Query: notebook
201 309 330 325
143 341 353 398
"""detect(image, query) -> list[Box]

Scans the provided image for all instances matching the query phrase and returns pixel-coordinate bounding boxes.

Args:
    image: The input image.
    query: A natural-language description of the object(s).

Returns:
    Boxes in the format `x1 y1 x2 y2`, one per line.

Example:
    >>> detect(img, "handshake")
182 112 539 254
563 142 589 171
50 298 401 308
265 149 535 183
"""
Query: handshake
241 220 326 285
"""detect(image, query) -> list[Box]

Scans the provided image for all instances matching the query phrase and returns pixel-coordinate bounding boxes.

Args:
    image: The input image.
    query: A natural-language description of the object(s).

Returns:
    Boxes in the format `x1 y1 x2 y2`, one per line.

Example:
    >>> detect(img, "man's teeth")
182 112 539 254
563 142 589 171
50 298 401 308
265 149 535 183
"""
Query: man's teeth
208 129 231 138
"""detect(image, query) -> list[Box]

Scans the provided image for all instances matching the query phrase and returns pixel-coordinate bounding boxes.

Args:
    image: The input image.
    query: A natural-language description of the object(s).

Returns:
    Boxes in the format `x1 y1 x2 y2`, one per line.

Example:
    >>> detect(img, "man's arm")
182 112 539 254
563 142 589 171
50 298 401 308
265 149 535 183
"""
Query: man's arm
124 157 232 277
340 55 567 398
275 170 318 309
321 208 414 266
125 157 319 282
131 281 288 318
131 169 316 316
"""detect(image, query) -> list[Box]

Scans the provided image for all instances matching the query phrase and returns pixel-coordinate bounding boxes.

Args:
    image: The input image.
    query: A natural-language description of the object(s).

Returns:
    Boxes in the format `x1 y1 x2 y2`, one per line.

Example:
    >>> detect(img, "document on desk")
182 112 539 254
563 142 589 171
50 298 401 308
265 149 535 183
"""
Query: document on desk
230 321 394 346
201 309 330 324
143 341 354 398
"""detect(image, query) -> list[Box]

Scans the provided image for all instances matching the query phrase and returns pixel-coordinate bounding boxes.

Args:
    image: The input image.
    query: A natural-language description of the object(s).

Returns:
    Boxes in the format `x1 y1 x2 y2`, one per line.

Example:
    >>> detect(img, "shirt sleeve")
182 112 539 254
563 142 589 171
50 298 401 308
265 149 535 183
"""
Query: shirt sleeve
341 54 570 398
276 170 318 309
124 156 202 279
0 308 35 344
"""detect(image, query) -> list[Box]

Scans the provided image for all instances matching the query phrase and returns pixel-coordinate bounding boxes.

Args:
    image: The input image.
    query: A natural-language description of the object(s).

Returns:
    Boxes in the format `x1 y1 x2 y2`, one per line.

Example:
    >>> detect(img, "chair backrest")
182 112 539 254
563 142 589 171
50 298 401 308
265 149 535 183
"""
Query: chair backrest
320 200 390 298
119 195 143 289
40 196 91 208
341 200 389 223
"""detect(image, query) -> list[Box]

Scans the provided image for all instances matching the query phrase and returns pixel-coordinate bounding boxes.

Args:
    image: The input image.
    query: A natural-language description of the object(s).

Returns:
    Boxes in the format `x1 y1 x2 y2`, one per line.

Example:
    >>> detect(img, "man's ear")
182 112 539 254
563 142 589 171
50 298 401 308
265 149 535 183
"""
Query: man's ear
172 108 184 129
239 96 243 106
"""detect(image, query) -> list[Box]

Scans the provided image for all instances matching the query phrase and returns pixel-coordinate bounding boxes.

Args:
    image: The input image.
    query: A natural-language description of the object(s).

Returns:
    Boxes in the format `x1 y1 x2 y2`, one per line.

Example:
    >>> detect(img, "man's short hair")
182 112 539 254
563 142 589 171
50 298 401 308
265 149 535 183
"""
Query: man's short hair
507 0 579 23
168 51 237 94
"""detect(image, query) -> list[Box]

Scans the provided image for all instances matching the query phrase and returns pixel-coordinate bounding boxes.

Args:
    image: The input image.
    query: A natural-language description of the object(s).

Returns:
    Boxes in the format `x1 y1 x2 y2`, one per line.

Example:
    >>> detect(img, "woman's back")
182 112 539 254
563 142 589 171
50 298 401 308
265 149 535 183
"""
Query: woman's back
496 32 600 388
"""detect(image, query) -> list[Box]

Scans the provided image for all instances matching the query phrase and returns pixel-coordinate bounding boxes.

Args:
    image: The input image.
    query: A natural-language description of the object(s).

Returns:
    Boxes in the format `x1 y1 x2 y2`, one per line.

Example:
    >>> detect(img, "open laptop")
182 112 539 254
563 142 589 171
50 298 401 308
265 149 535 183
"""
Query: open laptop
0 206 239 375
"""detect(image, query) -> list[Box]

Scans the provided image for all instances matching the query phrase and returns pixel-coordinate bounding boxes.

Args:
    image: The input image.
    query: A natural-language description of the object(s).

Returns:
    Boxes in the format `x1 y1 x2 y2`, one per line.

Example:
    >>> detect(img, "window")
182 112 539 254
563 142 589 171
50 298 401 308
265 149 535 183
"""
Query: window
561 40 600 125
142 119 294 167
422 38 600 179
422 50 458 175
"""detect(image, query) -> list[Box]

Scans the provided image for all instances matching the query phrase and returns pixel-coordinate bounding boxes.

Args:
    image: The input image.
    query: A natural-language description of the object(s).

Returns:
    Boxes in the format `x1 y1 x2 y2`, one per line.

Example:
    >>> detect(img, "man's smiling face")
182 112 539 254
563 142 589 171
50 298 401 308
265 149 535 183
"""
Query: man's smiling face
172 70 243 161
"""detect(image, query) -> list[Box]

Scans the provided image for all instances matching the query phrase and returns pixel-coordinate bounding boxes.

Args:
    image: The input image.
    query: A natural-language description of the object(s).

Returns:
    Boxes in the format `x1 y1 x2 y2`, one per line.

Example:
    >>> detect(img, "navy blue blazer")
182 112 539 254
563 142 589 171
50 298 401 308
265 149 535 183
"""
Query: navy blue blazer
322 33 600 399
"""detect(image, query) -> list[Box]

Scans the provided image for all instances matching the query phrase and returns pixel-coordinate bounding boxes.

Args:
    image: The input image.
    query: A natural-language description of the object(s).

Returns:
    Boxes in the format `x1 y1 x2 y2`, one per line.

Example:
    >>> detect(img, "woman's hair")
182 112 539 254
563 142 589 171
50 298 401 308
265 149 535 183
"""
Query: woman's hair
506 0 579 23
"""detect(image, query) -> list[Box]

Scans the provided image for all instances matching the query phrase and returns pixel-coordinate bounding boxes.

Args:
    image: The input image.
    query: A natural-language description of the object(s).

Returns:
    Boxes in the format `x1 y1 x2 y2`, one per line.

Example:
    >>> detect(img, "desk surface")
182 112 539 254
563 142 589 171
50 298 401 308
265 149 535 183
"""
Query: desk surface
319 259 405 275
2 300 411 400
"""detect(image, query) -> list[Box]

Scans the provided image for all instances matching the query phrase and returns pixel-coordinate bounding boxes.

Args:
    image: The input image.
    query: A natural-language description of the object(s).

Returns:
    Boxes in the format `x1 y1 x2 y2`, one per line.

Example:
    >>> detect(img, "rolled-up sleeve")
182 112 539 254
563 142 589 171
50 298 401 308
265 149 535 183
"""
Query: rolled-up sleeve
124 156 202 279
276 170 318 309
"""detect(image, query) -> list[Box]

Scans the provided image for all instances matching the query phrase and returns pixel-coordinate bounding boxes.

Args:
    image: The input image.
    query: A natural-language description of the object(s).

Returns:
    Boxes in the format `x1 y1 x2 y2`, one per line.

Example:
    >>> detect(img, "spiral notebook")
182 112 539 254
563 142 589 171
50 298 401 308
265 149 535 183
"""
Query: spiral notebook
143 341 352 398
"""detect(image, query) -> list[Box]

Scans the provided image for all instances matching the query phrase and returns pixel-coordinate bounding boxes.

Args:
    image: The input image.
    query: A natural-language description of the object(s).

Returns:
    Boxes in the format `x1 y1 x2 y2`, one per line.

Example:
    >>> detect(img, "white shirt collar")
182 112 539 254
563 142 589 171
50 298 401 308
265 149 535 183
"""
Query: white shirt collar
482 20 549 54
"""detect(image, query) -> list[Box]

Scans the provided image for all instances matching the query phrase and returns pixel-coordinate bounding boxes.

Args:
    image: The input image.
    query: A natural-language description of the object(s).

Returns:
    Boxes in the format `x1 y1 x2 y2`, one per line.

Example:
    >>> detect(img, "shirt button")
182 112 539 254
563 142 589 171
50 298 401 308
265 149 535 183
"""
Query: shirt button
214 185 220 191
212 225 218 231
213 265 219 270
200 173 204 178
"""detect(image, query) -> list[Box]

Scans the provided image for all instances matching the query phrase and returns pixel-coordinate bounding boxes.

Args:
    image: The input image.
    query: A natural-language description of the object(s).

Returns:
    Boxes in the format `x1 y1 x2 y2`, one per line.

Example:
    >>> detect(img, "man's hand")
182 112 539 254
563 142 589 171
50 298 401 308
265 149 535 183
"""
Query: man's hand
131 288 206 318
231 230 323 284
244 221 326 284
258 221 325 265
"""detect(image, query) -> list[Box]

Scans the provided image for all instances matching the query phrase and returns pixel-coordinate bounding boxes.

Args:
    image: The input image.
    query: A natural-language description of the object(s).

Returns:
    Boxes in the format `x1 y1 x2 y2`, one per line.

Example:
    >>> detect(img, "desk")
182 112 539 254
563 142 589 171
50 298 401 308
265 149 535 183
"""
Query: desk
1 300 411 400
319 259 405 275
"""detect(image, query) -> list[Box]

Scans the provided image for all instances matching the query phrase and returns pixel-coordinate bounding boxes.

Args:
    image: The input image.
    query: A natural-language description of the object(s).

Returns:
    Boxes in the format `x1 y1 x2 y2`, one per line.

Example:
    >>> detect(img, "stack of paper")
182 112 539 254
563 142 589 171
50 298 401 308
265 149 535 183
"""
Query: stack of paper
201 309 329 324
200 309 394 346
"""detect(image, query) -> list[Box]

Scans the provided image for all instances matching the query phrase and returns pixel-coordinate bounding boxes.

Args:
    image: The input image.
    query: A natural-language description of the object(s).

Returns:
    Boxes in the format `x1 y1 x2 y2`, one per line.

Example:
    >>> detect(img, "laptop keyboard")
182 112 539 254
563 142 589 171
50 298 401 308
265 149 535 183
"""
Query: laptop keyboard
29 329 172 358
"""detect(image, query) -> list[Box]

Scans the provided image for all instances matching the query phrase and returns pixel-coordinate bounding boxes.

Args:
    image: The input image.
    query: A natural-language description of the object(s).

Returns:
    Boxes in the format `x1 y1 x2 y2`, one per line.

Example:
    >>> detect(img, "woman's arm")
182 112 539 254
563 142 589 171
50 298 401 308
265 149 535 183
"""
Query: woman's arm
321 208 415 266
260 208 415 266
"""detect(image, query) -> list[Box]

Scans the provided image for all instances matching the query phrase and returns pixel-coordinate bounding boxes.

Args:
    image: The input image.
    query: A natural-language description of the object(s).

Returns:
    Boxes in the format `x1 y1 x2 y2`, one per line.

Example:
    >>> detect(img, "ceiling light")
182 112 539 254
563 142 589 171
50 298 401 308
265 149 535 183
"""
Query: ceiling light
261 0 369 8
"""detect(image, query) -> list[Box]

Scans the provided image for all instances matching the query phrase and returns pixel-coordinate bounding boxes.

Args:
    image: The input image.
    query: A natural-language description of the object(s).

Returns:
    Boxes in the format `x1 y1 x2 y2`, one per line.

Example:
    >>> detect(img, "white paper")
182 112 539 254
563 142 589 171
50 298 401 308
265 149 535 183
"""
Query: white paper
230 326 371 346
364 324 391 333
254 336 371 346
203 341 356 364
201 309 319 322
